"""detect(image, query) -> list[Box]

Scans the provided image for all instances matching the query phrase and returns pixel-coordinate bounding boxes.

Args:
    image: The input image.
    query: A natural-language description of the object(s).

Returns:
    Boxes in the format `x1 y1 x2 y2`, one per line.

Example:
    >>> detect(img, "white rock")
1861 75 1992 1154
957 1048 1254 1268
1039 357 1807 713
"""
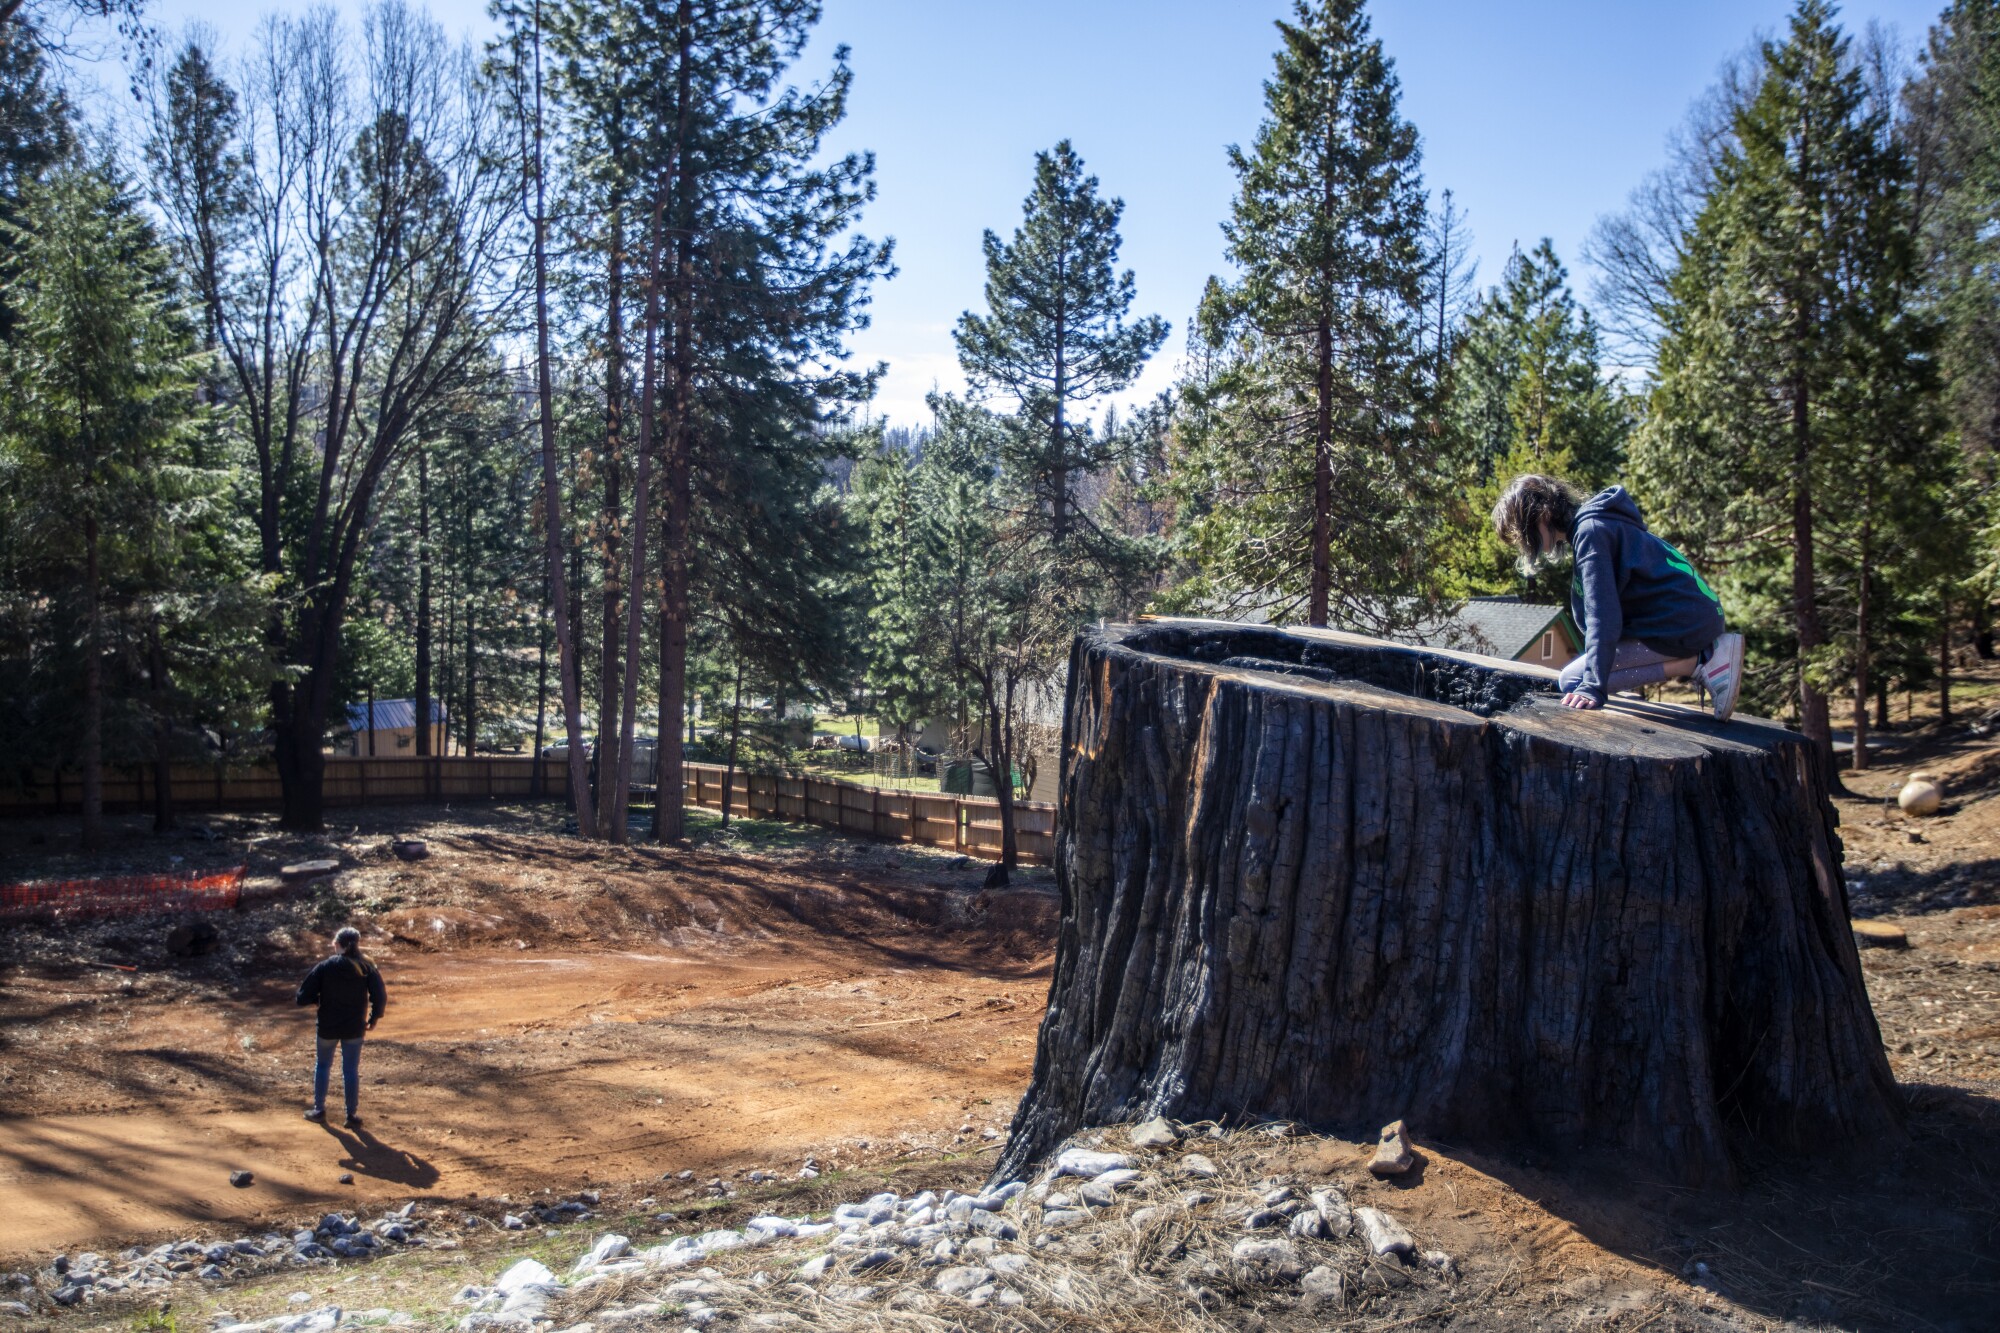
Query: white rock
1301 1264 1347 1308
793 1254 835 1282
694 1230 745 1255
570 1235 630 1274
1231 1237 1303 1280
965 1211 1017 1240
1094 1168 1142 1188
989 1254 1030 1276
1355 1207 1415 1257
498 1288 550 1317
1178 1153 1219 1178
744 1217 797 1239
494 1261 554 1297
274 1309 344 1333
987 1182 1027 1203
934 1266 993 1298
1900 778 1943 817
1041 1209 1089 1229
1053 1148 1131 1178
637 1237 705 1269
1128 1117 1178 1149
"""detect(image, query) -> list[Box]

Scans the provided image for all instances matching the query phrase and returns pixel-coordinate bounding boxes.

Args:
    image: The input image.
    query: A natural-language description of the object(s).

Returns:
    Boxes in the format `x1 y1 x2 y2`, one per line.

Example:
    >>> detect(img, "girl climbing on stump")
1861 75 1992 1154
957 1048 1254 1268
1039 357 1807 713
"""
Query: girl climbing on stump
1492 474 1744 721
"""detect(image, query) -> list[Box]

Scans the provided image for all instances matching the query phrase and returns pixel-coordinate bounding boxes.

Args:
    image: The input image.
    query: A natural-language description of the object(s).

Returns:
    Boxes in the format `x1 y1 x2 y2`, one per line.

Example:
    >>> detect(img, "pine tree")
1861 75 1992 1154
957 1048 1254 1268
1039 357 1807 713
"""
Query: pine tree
1164 0 1438 629
539 0 888 843
954 140 1167 547
1444 239 1629 596
0 25 71 342
0 160 209 847
1633 0 1957 757
855 441 932 739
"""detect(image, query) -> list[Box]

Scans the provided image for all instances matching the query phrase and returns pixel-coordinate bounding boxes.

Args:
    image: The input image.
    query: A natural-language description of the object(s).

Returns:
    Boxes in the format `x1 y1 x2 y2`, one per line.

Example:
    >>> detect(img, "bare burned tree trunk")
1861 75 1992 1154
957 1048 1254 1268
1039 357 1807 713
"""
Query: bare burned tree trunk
998 621 1904 1189
527 0 595 834
148 616 176 833
79 514 103 850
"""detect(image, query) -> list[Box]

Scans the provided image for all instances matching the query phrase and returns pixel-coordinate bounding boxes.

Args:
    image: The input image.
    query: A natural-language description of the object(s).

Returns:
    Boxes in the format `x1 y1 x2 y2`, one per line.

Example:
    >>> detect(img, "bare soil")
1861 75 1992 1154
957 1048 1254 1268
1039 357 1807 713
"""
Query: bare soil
0 806 1053 1260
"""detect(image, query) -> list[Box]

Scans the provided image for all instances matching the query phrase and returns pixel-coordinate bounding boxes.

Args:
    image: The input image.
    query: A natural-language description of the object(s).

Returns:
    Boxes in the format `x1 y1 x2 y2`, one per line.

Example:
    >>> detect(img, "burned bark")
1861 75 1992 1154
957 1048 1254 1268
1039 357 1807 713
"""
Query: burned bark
998 620 1902 1188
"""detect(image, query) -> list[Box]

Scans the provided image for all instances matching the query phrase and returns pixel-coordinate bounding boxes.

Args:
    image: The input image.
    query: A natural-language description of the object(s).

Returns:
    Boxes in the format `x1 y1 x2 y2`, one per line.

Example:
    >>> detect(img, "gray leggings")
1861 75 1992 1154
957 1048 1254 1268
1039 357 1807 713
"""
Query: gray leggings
1558 640 1675 696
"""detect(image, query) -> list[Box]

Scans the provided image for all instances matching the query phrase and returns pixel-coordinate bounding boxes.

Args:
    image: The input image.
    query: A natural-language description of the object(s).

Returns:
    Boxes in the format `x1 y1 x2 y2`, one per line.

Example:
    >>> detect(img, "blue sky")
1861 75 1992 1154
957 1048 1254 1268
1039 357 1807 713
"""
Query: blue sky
132 0 1950 429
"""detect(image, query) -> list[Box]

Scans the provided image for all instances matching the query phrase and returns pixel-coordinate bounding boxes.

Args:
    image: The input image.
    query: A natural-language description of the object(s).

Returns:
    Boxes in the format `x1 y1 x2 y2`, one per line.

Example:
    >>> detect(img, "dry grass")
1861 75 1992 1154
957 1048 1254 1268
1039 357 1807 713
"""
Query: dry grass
534 1123 1456 1333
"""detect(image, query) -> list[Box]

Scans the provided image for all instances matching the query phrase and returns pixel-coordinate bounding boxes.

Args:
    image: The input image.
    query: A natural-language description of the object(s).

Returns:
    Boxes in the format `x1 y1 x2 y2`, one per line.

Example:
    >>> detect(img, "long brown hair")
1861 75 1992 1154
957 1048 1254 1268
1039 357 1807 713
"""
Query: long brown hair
1491 474 1584 566
334 926 371 974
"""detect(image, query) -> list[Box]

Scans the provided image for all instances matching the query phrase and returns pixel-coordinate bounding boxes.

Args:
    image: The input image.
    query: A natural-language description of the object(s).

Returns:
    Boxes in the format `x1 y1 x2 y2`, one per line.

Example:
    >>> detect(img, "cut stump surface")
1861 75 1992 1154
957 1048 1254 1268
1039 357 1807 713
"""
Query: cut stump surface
998 620 1902 1187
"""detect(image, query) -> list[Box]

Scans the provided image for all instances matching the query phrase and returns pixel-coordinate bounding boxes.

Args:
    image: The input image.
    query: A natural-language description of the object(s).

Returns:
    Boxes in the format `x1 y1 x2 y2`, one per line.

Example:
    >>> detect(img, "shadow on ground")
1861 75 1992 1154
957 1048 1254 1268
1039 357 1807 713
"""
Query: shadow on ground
1445 1081 2000 1332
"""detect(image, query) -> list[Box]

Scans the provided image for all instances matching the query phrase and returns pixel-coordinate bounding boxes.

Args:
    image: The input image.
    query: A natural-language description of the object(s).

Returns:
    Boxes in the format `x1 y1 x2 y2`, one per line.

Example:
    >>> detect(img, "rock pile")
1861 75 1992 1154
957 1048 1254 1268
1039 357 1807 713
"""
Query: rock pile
449 1124 1448 1331
2 1201 463 1313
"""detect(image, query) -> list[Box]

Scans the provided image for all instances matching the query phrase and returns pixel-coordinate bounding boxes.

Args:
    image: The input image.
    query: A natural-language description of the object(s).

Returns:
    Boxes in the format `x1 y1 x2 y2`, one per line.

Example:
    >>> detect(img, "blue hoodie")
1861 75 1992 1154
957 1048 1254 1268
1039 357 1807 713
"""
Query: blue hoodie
1566 487 1725 704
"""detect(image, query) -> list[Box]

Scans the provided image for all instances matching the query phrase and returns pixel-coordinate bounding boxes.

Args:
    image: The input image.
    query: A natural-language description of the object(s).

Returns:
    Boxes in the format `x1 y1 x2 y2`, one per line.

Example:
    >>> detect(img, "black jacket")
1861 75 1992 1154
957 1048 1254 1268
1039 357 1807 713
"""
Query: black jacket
1567 487 1726 704
296 952 387 1040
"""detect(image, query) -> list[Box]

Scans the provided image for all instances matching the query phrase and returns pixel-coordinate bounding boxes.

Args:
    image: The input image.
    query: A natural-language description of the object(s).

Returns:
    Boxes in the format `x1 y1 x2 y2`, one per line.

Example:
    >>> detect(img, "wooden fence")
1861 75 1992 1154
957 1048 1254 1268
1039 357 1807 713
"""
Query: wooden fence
681 765 1055 863
0 756 568 816
0 756 1056 864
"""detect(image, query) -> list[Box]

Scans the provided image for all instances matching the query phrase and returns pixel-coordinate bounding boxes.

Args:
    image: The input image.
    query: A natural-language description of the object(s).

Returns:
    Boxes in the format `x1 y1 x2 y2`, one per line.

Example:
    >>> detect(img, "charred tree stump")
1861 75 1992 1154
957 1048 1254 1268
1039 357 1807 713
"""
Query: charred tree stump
997 620 1902 1188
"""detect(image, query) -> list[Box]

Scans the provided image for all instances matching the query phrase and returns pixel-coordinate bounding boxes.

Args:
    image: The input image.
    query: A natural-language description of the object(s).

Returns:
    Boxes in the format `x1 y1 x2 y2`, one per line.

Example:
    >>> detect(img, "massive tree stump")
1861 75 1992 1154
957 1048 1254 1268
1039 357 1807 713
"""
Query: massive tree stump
997 620 1902 1187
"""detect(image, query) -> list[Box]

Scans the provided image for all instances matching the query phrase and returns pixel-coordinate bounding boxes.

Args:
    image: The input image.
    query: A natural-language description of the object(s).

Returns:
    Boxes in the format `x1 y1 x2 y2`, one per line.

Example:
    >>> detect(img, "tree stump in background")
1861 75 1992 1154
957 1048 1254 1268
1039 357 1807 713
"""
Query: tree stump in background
997 620 1902 1188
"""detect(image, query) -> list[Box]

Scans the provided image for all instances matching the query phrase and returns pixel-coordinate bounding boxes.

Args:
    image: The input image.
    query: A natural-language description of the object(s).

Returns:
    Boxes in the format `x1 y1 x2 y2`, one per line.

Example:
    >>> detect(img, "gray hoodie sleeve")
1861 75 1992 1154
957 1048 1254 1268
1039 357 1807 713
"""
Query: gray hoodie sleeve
1570 519 1623 705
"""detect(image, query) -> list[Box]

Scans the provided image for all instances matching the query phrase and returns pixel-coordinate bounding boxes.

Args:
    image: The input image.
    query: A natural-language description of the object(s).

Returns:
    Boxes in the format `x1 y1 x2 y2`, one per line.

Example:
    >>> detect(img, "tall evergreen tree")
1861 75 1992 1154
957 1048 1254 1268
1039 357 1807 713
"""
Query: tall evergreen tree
0 24 70 341
1164 0 1438 629
0 160 210 846
954 140 1167 547
1444 238 1629 596
1633 0 1954 758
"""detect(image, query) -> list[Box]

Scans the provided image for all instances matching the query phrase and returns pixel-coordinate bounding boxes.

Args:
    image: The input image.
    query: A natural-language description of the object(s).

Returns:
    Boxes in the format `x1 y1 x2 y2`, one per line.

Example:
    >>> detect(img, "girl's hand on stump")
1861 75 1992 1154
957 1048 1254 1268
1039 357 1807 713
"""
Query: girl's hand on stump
1562 692 1601 710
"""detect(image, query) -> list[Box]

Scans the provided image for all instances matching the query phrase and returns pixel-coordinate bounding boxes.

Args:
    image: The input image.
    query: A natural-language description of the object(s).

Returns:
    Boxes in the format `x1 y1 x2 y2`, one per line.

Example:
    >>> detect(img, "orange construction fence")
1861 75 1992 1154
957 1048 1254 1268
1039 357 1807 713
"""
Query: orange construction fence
0 865 245 921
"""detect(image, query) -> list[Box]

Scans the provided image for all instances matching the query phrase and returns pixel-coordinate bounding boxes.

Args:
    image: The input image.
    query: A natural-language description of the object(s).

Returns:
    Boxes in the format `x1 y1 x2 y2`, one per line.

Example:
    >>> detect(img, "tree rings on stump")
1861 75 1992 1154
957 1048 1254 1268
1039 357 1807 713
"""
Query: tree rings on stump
997 619 1902 1188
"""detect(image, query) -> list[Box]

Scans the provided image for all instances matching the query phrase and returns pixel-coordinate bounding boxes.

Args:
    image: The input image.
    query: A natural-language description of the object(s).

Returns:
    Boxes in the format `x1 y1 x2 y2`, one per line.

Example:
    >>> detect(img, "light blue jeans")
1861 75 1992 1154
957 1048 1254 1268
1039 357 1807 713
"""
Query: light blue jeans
1558 640 1676 696
314 1037 363 1116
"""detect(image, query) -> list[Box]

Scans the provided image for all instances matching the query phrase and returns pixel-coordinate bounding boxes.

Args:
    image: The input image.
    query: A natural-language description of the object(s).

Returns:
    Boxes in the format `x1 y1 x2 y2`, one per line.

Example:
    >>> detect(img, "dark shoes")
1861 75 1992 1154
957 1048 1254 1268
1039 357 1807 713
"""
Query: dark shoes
344 1113 363 1129
304 1107 326 1122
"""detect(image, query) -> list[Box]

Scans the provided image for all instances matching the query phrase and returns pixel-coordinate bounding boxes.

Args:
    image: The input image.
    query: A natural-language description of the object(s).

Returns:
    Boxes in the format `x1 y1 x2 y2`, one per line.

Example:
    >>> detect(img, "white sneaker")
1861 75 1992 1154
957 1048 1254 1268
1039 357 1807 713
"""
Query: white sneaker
1696 633 1745 722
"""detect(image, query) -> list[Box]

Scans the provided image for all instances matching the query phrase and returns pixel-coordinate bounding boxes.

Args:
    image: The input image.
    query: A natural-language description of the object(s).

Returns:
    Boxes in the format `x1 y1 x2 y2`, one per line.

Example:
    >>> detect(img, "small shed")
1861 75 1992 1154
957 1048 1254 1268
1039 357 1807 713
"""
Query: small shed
338 698 448 756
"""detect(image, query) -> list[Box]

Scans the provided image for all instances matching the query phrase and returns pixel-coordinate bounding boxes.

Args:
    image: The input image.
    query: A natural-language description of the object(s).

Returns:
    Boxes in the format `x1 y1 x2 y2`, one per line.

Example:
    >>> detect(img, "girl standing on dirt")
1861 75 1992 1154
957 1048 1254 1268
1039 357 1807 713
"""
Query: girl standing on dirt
296 926 386 1129
1491 475 1745 721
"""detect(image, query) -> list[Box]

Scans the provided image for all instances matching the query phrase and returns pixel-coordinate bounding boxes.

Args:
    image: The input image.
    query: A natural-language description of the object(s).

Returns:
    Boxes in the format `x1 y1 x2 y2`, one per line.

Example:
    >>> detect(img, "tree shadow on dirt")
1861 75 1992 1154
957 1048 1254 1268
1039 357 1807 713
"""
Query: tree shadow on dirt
1846 855 2000 919
318 1122 440 1190
1449 1080 2000 1332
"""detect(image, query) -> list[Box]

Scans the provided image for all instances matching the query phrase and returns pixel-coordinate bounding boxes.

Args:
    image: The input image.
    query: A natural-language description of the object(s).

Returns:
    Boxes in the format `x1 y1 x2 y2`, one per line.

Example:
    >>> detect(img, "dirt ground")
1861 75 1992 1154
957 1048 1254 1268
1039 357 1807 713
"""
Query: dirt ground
0 806 1055 1260
4 685 2000 1330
